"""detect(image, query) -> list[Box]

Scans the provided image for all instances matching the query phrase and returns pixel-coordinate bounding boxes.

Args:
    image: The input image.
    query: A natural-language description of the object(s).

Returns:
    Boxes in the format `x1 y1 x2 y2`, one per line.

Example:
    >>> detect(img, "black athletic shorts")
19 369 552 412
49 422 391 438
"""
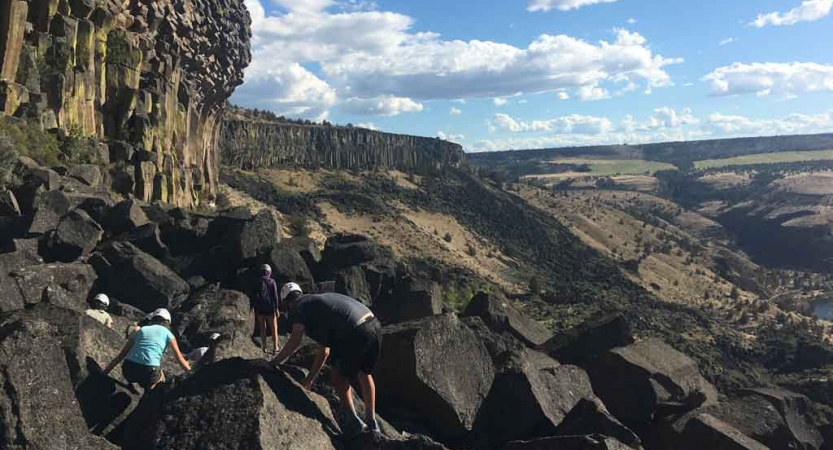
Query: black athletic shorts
330 317 382 379
122 359 163 388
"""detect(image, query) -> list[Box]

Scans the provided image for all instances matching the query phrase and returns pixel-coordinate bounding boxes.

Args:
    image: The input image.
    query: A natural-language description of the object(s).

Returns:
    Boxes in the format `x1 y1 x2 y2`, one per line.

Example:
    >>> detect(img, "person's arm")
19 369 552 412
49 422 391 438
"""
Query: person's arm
303 344 330 390
106 316 114 330
168 337 192 372
272 323 305 365
103 338 134 375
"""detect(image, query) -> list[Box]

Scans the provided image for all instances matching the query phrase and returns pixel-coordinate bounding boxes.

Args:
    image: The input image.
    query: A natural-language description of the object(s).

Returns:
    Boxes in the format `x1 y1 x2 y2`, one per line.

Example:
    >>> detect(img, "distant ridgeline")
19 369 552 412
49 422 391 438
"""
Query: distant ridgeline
219 108 466 173
469 133 833 170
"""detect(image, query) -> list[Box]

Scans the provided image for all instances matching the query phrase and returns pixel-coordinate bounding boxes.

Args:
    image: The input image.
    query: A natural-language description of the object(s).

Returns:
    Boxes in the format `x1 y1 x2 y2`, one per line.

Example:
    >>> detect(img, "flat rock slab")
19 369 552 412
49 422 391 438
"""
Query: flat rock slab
661 413 770 450
29 189 70 234
541 314 634 365
51 209 104 261
10 262 97 309
502 435 632 450
99 241 189 312
462 291 551 347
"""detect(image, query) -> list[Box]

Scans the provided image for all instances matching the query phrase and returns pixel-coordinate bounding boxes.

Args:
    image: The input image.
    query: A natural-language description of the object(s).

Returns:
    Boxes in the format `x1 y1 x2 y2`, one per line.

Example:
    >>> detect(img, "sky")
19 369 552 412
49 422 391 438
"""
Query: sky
229 0 833 152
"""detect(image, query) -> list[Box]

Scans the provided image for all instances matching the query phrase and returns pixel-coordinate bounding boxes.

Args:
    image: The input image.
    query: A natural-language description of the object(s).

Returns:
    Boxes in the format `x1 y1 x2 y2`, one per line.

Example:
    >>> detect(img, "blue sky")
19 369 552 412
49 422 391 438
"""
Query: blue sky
230 0 833 152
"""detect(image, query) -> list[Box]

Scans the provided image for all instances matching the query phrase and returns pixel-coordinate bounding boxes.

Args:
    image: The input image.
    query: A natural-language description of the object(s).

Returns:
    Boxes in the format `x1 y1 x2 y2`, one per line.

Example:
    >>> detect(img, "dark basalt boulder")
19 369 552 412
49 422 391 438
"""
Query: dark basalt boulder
473 349 598 448
376 276 442 323
117 222 169 260
540 314 634 365
123 358 340 450
335 265 372 305
374 314 494 444
347 434 451 450
72 194 116 224
0 189 21 216
288 236 322 275
30 166 61 190
28 189 70 235
234 208 281 263
68 164 102 187
0 306 122 449
583 339 718 429
9 262 97 309
50 209 104 261
462 291 551 347
323 233 396 271
0 239 42 312
268 243 314 287
554 398 641 449
703 388 823 450
462 316 526 361
105 200 150 235
657 413 770 450
98 241 189 312
172 285 261 361
502 435 632 450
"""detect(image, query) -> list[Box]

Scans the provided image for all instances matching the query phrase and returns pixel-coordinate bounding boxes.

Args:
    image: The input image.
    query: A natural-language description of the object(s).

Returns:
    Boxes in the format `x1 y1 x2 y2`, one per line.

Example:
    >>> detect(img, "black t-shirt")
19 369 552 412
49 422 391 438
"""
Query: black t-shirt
289 293 372 347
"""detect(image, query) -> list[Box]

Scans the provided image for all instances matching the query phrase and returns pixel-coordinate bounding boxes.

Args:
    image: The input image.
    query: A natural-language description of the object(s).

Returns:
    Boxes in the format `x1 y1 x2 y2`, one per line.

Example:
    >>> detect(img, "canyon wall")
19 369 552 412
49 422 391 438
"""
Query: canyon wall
220 119 466 173
0 0 251 206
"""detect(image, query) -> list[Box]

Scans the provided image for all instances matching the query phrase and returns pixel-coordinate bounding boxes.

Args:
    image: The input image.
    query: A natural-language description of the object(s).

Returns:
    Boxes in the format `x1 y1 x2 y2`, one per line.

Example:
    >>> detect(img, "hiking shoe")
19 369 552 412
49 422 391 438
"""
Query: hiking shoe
341 417 367 439
367 419 381 434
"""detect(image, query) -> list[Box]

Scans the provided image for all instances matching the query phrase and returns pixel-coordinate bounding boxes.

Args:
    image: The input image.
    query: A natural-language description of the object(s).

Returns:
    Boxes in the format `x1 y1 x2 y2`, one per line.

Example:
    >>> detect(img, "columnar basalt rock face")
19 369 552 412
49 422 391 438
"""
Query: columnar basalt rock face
220 119 467 173
0 0 251 207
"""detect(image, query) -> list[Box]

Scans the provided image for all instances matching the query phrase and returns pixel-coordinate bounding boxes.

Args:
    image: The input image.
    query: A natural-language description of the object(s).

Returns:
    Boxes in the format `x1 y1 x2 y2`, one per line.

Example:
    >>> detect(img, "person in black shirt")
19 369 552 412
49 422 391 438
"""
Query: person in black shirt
272 282 382 436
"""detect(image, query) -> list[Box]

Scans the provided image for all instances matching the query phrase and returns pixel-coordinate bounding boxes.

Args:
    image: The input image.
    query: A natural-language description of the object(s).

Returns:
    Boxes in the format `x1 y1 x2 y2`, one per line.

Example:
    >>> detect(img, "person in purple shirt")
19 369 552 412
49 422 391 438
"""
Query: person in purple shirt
251 264 280 354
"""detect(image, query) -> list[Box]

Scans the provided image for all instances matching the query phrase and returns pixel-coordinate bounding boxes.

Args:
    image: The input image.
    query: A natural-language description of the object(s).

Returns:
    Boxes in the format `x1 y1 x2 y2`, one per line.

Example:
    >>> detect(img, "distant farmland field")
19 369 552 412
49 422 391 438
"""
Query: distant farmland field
694 149 833 169
524 158 677 181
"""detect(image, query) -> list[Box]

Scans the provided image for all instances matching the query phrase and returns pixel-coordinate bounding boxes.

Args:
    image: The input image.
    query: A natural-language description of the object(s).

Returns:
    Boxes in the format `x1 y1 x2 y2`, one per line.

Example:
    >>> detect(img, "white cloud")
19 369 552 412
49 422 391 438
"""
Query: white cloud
233 0 680 118
340 96 424 116
718 37 735 46
356 122 380 130
683 82 694 87
472 109 833 151
518 99 529 104
557 91 570 100
751 0 832 27
450 107 463 115
494 98 508 106
528 0 618 12
437 131 465 142
491 113 614 134
648 107 700 129
576 85 610 101
627 18 637 24
703 62 833 98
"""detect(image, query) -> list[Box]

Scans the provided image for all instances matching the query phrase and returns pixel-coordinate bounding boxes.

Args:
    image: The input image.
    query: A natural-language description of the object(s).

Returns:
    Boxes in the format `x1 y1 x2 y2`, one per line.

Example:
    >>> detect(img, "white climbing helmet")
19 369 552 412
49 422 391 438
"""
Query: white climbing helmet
149 308 172 322
280 282 303 302
262 264 272 274
93 293 110 307
209 333 221 341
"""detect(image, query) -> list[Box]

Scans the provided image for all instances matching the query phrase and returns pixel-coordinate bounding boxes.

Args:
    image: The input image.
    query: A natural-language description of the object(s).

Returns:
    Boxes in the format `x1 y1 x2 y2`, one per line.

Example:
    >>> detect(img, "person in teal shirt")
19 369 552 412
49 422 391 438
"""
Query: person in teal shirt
104 308 191 390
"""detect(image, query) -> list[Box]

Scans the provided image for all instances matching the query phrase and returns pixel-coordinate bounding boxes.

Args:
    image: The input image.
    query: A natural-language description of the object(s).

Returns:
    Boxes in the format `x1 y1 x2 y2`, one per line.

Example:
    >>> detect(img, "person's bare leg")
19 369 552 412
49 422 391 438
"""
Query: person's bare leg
258 316 267 352
357 372 377 427
331 368 357 415
270 315 279 352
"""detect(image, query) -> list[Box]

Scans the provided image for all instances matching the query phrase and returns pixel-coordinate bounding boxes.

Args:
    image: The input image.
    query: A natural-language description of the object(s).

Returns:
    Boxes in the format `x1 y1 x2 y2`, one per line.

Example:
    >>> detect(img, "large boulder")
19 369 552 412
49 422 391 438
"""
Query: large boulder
323 233 396 270
376 277 443 323
117 222 169 260
335 265 372 305
473 349 600 448
657 413 770 450
123 358 340 450
268 244 314 287
583 339 718 429
0 306 121 449
68 164 102 187
554 398 641 449
234 208 282 263
703 388 823 450
50 209 104 261
462 316 526 361
28 189 70 234
172 285 261 361
374 314 494 443
0 189 21 216
9 262 97 310
98 242 189 312
104 200 149 235
30 166 62 190
0 239 42 312
288 236 322 276
462 291 551 347
503 435 632 450
540 314 634 365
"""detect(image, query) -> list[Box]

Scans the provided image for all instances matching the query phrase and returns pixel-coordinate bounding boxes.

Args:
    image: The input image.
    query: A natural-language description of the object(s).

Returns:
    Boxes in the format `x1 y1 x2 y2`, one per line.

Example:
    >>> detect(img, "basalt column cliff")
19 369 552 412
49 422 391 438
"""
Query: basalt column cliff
0 0 251 206
220 115 466 173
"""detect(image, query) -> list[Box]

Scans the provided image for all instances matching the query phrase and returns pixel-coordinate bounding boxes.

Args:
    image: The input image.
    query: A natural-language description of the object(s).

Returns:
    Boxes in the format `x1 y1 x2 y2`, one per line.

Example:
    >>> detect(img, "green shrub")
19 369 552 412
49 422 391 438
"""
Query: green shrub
0 133 19 188
443 232 453 243
288 214 312 237
0 118 60 167
60 122 98 164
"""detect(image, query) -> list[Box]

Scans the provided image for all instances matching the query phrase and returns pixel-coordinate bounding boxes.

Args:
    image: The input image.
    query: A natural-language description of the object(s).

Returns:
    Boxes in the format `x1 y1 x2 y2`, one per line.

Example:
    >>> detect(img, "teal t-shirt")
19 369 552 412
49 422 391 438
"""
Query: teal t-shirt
125 325 174 367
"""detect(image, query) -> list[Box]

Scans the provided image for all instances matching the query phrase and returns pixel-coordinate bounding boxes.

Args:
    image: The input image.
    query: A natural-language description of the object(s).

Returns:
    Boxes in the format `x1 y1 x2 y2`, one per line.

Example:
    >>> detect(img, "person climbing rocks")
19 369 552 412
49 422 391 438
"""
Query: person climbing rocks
272 283 382 437
185 333 221 367
103 308 191 390
85 293 114 329
252 264 280 354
